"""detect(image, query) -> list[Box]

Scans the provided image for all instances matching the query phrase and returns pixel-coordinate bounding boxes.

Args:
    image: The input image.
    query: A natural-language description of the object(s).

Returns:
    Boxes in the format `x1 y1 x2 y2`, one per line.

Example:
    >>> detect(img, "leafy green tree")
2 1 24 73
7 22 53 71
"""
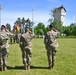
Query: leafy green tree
64 26 72 36
34 22 45 35
34 26 40 35
70 23 76 35
49 19 63 33
22 17 26 25
73 26 76 36
6 23 11 31
45 26 49 34
25 18 33 28
48 10 63 33
16 18 22 26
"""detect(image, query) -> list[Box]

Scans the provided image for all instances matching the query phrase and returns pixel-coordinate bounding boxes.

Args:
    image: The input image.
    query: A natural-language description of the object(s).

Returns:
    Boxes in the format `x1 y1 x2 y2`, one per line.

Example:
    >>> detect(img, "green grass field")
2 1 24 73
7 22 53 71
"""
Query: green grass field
0 38 76 75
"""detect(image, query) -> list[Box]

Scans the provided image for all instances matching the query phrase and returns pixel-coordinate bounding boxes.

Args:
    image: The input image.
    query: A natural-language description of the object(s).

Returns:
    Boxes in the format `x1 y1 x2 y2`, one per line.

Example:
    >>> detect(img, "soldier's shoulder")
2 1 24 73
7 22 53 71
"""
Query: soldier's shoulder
18 33 22 37
21 33 27 38
48 30 53 33
0 31 6 34
47 31 50 33
22 33 26 36
47 31 52 35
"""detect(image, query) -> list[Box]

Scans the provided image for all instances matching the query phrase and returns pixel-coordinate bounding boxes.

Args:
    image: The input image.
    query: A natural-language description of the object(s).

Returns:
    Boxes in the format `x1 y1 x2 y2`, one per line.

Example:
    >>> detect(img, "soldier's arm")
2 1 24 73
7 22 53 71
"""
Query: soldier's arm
53 28 60 37
53 28 58 32
5 29 13 36
44 33 48 45
30 32 35 38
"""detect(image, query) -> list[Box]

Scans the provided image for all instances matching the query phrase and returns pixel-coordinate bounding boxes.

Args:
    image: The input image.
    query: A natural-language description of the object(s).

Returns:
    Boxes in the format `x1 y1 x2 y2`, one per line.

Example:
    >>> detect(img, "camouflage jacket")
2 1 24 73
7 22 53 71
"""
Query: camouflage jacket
0 30 13 48
20 32 34 49
44 30 59 49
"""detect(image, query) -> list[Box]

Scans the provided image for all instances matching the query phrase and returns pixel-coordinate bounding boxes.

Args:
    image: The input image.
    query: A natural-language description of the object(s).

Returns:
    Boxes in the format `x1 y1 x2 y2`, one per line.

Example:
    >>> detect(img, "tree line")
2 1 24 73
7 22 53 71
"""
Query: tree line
5 17 76 36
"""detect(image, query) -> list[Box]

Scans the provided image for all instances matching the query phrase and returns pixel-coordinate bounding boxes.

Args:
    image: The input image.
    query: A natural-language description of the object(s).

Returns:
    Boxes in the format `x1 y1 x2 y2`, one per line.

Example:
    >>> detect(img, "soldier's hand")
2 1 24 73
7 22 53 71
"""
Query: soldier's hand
5 29 9 32
53 28 58 32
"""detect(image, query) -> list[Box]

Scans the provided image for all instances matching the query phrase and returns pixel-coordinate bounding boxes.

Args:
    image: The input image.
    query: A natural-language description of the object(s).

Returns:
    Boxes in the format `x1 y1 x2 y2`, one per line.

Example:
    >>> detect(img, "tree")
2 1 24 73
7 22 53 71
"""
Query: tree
6 23 11 31
73 26 76 36
48 9 63 33
45 26 49 34
49 19 63 33
16 18 22 26
53 20 63 33
34 22 45 35
63 26 72 36
70 23 76 35
25 18 33 28
21 17 26 25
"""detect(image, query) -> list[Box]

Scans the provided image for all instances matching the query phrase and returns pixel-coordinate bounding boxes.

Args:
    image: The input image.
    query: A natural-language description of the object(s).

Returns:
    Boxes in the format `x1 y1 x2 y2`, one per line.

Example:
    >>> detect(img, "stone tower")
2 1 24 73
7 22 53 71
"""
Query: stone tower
53 6 66 26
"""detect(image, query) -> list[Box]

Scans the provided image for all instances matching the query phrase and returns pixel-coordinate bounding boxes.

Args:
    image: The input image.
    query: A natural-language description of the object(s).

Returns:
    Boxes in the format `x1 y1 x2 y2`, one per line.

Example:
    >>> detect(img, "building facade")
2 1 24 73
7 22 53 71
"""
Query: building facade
53 6 66 26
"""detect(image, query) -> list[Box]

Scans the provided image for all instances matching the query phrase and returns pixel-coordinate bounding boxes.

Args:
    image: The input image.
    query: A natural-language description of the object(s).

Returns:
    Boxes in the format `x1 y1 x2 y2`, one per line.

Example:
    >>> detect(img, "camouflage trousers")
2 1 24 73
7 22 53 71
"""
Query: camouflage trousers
21 47 32 66
46 46 57 68
0 48 9 68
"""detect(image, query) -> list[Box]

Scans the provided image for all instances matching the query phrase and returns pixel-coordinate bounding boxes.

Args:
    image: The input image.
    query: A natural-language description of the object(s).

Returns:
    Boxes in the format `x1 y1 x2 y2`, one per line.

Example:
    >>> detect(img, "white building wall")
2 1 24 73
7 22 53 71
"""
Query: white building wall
53 7 66 26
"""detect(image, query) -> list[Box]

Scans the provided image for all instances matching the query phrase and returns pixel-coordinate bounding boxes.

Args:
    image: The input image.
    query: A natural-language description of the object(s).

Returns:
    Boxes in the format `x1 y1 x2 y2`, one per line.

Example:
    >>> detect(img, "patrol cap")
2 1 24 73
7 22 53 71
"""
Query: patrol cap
49 24 53 28
1 25 6 28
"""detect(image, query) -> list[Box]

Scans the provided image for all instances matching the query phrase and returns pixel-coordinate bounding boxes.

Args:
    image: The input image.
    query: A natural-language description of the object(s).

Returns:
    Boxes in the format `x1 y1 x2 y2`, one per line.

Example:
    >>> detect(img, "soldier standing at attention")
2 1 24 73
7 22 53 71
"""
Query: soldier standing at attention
0 25 13 71
19 27 34 70
44 25 59 69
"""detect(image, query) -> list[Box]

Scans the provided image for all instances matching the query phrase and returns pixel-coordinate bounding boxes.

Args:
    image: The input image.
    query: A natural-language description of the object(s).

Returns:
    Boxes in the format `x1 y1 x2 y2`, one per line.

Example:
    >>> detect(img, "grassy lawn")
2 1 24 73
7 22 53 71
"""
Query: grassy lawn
0 38 76 75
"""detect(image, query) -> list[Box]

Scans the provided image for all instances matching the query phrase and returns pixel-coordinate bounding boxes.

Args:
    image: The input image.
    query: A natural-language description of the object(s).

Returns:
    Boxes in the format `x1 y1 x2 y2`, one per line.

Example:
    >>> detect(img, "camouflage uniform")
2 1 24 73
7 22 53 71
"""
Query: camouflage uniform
13 34 16 43
0 29 13 71
20 31 34 70
9 35 13 43
44 29 59 69
16 33 21 43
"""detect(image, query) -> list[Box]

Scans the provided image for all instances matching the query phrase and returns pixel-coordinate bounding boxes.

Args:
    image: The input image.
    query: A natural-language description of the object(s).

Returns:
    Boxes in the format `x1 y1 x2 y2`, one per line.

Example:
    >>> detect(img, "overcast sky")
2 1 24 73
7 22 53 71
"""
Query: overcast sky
0 0 76 29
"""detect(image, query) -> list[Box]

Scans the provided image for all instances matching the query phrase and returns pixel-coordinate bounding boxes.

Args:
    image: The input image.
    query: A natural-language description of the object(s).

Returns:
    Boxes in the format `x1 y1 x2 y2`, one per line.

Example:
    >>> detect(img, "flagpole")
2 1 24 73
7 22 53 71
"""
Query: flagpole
0 4 1 29
32 4 34 34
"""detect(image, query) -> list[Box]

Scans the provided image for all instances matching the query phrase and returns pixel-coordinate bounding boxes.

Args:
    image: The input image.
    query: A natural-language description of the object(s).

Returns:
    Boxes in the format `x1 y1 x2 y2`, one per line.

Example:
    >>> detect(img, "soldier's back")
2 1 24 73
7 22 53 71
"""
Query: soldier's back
45 30 58 48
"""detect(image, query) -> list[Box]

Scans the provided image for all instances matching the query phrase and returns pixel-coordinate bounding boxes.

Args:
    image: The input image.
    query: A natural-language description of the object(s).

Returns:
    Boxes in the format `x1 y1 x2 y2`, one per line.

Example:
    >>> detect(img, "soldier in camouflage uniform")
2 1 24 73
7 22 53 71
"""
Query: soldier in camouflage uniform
13 34 16 43
19 27 34 70
15 33 21 43
9 34 13 43
44 25 59 69
0 25 13 71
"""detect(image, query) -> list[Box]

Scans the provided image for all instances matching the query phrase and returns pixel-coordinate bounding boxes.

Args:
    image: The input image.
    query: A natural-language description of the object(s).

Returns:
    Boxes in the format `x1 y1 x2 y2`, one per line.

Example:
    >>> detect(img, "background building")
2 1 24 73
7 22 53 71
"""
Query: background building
53 6 66 26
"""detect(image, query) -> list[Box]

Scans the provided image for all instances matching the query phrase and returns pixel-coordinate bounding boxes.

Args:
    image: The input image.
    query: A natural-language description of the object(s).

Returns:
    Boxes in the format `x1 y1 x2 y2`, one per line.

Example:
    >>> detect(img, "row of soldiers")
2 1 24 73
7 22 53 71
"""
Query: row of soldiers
9 33 20 44
0 25 34 71
0 25 59 71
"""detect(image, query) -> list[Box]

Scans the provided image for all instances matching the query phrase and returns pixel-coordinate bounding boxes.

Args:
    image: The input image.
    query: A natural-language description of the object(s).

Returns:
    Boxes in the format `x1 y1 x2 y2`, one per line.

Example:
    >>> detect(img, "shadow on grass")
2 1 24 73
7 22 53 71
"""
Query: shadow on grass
7 66 24 70
7 65 49 70
31 66 48 69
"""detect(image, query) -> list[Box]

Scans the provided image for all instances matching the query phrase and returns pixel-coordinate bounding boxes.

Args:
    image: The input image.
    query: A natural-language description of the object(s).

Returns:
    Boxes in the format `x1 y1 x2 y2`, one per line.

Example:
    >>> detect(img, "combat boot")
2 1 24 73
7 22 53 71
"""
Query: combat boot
27 65 30 70
24 65 27 70
49 65 52 69
3 67 7 71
